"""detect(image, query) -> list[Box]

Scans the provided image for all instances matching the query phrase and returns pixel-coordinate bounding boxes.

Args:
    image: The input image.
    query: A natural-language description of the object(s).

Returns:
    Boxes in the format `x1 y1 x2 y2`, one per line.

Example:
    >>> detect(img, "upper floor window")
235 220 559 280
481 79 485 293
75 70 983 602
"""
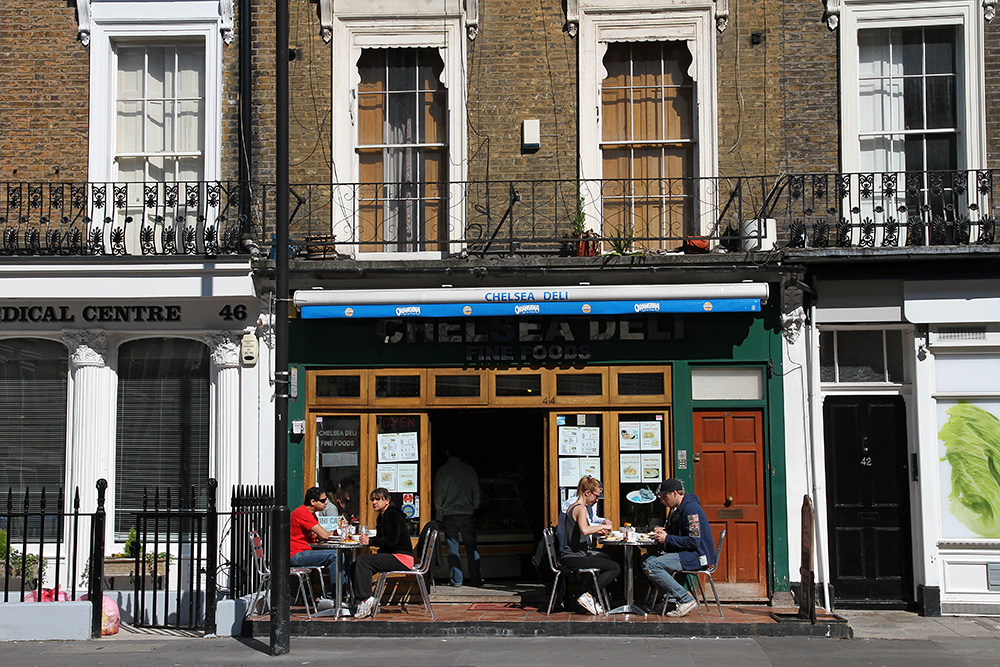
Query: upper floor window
820 329 905 384
357 48 448 253
601 41 695 251
116 43 206 184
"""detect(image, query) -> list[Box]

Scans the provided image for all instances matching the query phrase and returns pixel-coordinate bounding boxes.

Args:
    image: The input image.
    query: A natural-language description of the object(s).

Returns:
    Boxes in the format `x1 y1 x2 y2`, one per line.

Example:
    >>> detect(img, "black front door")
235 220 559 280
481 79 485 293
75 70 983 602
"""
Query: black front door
824 396 913 604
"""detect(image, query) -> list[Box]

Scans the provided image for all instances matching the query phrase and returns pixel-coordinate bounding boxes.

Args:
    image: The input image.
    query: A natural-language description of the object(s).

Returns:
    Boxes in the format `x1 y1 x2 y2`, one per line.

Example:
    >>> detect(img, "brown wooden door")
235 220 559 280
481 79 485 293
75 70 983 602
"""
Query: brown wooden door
693 410 767 600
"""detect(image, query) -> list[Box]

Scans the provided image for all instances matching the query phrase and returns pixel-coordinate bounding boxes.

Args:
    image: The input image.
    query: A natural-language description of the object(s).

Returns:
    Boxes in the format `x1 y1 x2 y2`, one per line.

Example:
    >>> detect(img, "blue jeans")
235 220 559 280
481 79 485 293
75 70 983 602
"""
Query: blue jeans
642 552 694 604
290 548 340 591
443 514 481 586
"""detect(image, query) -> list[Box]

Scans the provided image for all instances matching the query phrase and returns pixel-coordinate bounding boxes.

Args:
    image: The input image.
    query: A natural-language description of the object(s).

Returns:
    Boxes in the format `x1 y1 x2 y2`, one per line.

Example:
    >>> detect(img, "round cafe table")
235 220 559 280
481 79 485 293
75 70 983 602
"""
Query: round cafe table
599 535 656 616
310 540 365 619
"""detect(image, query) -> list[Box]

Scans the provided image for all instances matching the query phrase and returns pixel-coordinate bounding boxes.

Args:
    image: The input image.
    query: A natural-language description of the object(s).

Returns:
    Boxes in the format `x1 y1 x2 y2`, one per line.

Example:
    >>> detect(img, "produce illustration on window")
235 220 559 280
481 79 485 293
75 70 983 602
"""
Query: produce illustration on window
938 402 1000 538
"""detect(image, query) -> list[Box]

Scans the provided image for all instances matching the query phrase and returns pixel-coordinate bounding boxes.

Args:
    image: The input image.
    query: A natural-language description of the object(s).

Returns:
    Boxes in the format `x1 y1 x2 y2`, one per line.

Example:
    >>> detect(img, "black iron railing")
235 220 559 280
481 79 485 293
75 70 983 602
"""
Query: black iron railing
5 171 996 258
226 485 274 602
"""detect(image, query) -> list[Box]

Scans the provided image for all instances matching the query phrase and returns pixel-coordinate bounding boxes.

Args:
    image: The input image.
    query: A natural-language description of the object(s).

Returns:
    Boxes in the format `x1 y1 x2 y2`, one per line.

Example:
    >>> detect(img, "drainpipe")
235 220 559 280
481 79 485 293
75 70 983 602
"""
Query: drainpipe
238 0 253 237
805 302 832 611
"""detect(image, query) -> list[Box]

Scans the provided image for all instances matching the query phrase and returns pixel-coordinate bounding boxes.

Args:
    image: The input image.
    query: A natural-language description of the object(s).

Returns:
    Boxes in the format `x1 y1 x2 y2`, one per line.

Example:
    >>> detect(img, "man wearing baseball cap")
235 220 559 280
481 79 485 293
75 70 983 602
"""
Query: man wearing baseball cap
641 478 715 617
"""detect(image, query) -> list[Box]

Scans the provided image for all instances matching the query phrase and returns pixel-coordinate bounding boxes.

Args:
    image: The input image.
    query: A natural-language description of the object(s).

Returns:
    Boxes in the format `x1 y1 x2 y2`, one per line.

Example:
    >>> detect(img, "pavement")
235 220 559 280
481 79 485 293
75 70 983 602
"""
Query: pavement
1 610 999 666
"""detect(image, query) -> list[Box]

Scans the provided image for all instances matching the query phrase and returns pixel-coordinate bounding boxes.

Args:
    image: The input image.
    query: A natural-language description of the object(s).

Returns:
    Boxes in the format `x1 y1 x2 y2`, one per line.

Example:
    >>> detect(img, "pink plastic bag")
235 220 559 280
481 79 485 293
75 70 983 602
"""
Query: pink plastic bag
80 593 121 635
22 586 71 602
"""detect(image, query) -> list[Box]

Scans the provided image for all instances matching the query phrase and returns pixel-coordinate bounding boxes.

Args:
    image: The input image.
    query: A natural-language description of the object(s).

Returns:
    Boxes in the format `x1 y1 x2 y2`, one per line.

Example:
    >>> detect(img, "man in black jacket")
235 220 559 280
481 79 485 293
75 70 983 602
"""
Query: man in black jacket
351 487 414 619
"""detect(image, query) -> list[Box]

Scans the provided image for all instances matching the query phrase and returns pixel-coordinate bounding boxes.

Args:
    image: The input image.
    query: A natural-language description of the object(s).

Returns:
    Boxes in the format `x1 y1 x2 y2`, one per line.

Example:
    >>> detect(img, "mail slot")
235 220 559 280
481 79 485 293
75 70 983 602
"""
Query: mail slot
858 511 879 522
718 508 743 519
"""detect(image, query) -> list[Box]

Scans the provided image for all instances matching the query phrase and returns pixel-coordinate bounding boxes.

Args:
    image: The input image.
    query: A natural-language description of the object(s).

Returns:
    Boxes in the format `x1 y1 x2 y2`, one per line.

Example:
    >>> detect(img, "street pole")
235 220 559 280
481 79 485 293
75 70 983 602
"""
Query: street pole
269 0 291 655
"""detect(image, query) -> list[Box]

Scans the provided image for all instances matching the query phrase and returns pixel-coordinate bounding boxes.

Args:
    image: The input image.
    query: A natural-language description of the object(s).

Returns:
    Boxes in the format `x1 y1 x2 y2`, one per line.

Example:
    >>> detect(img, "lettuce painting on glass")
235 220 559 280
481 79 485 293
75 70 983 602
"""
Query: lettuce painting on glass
938 403 1000 538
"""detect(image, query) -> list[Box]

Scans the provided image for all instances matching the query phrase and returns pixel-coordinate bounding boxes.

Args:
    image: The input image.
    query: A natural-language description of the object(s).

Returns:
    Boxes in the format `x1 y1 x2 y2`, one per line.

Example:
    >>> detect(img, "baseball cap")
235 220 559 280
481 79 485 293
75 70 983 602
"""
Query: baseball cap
656 478 684 496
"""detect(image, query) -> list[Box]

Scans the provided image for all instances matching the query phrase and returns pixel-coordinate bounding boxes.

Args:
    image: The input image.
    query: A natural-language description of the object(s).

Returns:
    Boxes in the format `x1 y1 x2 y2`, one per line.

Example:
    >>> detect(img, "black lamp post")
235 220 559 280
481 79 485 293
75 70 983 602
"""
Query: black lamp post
270 0 292 655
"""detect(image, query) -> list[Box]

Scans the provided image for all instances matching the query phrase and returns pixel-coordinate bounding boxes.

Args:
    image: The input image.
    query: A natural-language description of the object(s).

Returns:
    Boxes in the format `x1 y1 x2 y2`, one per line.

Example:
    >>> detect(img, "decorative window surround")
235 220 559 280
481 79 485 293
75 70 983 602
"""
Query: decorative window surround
567 0 729 36
316 0 477 43
86 1 224 184
329 15 468 258
826 0 994 29
577 4 719 235
837 0 987 173
76 1 234 46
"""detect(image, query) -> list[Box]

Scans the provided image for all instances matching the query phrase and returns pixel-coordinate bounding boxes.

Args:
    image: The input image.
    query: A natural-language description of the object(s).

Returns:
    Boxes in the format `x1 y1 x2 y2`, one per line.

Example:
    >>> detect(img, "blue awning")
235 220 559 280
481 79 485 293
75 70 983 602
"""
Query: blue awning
295 283 768 319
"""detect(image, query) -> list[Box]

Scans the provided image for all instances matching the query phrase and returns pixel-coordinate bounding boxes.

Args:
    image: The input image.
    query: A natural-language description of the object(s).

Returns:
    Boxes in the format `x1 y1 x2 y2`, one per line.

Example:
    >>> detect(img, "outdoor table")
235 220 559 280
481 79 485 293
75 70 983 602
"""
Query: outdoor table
599 536 656 616
310 540 365 619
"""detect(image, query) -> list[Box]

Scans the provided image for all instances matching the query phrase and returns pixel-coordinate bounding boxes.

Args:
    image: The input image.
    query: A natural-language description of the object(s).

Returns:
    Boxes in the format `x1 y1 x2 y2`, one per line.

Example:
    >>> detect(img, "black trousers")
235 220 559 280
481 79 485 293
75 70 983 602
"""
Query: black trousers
561 552 620 599
351 552 404 600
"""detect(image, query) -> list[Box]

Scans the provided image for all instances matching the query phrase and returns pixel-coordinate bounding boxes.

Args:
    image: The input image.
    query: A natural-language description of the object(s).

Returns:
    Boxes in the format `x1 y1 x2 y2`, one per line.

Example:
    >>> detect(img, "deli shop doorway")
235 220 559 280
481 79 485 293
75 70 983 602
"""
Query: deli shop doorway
429 409 546 582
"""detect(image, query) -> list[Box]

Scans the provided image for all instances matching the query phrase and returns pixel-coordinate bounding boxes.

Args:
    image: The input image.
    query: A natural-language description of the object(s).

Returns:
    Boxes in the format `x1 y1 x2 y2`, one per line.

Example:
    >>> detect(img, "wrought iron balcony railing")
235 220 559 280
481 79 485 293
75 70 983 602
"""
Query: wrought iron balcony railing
3 171 996 258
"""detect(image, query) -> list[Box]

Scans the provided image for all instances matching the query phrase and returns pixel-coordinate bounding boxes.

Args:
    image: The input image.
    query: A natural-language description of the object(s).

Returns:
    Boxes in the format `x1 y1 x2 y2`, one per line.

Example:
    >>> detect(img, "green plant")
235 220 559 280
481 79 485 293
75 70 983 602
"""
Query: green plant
606 224 635 254
0 529 47 579
110 526 172 566
571 196 587 236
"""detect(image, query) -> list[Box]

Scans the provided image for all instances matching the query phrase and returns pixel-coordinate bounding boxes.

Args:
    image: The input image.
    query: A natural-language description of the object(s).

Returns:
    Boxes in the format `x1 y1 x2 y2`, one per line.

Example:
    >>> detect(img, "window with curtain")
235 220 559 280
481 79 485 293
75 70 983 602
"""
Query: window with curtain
601 41 695 251
357 48 448 253
858 26 960 216
114 338 209 535
0 339 67 533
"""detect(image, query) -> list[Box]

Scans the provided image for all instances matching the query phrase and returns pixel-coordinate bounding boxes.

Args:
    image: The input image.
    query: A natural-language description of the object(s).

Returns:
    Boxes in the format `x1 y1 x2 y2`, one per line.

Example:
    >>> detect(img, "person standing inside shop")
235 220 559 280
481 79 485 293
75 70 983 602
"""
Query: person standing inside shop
641 478 714 618
351 488 414 619
433 449 482 587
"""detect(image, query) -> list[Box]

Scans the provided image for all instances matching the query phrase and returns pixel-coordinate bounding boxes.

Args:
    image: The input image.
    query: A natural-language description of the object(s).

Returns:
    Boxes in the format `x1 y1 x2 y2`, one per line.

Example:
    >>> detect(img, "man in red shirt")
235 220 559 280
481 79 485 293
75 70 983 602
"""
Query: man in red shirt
290 486 339 593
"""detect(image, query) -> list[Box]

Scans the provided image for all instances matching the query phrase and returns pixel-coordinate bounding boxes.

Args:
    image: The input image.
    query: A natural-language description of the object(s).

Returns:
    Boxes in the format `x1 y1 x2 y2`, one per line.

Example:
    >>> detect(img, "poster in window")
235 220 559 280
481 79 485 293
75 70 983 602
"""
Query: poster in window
641 453 662 482
396 432 419 461
396 463 418 493
377 463 397 492
937 399 1000 539
559 427 581 456
619 453 641 482
377 433 398 462
579 427 601 456
580 457 601 479
559 457 581 487
640 421 661 451
619 422 641 451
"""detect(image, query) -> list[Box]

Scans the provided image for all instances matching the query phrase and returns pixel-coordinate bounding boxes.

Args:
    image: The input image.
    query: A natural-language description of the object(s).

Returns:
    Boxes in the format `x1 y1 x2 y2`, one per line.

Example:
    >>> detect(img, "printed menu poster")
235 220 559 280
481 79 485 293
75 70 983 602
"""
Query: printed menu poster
559 457 581 487
619 422 641 451
397 432 419 461
580 457 600 479
640 421 661 451
641 453 662 482
397 464 418 492
619 453 641 482
377 463 398 492
579 427 601 456
558 426 581 456
377 433 398 462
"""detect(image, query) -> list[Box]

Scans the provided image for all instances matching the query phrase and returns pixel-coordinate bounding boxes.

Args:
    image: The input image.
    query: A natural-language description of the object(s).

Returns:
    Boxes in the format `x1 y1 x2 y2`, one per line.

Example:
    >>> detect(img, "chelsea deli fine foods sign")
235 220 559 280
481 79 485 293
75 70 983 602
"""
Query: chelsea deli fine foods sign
0 299 260 331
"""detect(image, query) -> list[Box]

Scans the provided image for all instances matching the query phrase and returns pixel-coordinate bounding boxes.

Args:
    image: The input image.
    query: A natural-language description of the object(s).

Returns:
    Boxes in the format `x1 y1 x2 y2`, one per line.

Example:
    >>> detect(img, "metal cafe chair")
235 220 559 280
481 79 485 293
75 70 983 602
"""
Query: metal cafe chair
247 530 322 618
371 525 440 619
540 526 609 615
678 529 727 615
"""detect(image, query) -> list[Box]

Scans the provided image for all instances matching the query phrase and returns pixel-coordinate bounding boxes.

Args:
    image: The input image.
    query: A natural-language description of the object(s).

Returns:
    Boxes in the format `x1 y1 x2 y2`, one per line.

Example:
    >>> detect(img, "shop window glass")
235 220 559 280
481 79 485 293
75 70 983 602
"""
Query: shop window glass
434 374 480 397
691 367 763 400
616 414 665 529
375 375 421 398
556 373 603 396
115 338 209 535
557 413 603 510
316 374 362 398
617 372 664 396
0 339 67 536
495 374 541 397
375 414 422 536
316 415 362 522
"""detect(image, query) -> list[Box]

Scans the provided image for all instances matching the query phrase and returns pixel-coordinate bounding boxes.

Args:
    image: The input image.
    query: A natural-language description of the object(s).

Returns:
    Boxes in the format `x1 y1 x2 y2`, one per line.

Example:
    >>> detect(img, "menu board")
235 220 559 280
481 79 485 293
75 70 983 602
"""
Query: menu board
377 431 419 462
620 453 641 482
619 415 665 482
557 415 603 491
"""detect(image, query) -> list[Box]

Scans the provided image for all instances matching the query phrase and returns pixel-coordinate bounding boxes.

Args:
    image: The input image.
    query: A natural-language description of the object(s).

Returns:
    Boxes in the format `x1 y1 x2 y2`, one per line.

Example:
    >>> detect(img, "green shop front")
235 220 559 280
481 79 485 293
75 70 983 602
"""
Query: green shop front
285 283 788 601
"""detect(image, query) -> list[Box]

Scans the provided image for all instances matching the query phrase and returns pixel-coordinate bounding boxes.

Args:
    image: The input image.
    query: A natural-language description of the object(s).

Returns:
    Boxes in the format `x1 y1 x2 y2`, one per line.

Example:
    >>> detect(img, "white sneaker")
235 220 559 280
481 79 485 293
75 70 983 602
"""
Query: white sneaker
665 598 698 618
353 596 377 619
577 593 600 615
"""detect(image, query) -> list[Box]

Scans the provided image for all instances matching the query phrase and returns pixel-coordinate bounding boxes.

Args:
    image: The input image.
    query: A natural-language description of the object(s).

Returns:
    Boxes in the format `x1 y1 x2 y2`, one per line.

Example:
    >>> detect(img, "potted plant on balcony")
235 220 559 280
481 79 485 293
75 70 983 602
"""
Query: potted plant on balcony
569 197 598 257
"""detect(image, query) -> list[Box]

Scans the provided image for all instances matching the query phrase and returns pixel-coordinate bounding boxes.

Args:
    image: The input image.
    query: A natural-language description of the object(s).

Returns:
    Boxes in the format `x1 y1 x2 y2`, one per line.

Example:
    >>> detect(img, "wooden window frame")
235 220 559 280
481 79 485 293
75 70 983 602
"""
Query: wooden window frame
426 369 488 406
371 368 427 407
610 364 672 405
309 369 371 406
488 370 553 406
551 366 610 405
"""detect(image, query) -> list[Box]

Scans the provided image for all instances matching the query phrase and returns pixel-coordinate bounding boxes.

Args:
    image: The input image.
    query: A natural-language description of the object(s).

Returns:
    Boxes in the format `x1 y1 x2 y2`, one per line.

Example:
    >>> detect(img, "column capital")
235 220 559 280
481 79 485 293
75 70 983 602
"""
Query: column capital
62 330 108 367
206 332 242 368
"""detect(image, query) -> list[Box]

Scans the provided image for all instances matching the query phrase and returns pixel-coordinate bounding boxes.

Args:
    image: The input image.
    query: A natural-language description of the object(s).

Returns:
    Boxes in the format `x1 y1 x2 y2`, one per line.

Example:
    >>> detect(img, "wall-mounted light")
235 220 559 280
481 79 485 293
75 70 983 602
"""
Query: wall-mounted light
522 119 540 150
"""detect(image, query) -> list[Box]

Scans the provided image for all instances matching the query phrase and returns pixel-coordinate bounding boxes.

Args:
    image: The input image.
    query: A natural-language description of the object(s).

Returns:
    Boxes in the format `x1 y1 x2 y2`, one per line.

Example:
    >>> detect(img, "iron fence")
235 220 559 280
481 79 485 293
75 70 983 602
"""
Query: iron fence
226 485 274 604
4 171 997 258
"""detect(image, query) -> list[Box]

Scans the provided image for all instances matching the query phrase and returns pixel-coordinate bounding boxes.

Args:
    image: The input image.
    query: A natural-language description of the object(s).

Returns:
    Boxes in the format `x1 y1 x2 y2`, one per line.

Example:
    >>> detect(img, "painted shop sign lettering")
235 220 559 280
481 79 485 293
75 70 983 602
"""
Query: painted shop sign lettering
0 304 182 323
375 315 684 363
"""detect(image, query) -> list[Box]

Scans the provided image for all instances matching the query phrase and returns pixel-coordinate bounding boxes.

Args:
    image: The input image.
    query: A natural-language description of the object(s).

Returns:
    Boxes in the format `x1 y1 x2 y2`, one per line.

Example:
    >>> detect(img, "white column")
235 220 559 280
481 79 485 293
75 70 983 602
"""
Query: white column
207 332 242 514
62 330 116 587
62 330 116 515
